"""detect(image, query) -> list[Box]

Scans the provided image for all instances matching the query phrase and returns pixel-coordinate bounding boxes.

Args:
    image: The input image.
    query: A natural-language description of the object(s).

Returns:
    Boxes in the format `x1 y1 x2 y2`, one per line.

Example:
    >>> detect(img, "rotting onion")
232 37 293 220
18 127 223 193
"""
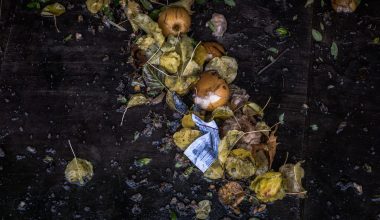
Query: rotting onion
194 71 230 111
158 7 191 37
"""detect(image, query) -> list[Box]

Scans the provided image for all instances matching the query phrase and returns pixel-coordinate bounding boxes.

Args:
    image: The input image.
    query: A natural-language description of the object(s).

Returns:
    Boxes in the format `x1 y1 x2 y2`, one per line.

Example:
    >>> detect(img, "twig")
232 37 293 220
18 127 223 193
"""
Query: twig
53 16 60 33
147 62 171 77
283 152 289 166
257 48 289 75
270 122 282 129
145 45 162 64
106 19 127 31
120 107 129 126
233 115 242 129
261 96 271 112
244 129 271 134
68 140 81 174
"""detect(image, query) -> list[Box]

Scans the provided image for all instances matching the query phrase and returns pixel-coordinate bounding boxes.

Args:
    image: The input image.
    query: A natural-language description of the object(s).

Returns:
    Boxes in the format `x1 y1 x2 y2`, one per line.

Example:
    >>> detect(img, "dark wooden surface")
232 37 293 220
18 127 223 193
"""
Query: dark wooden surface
0 0 379 219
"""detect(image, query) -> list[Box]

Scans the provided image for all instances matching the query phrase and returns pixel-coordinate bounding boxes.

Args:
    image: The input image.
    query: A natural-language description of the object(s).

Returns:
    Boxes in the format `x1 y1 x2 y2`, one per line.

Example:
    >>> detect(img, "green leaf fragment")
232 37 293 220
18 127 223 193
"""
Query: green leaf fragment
312 29 322 42
135 158 152 166
276 27 289 38
267 47 279 54
224 0 236 7
279 113 285 125
331 41 338 60
310 124 319 131
139 0 153 10
373 37 380 44
63 34 73 42
304 0 314 8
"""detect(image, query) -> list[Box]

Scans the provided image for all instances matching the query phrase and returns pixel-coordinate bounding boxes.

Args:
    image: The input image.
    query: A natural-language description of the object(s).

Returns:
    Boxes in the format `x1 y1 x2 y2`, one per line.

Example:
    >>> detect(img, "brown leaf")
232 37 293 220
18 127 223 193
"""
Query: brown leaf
267 125 278 168
218 181 245 214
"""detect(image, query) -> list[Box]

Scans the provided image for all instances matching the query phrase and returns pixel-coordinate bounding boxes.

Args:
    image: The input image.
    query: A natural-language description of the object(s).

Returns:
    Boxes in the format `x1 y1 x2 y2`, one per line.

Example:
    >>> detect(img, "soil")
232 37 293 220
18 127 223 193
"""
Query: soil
0 0 379 219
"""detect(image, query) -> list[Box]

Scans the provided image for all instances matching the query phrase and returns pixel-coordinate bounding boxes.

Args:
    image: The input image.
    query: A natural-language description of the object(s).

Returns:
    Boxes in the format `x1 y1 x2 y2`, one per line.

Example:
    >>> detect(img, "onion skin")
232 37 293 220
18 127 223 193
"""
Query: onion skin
158 7 191 37
194 71 230 111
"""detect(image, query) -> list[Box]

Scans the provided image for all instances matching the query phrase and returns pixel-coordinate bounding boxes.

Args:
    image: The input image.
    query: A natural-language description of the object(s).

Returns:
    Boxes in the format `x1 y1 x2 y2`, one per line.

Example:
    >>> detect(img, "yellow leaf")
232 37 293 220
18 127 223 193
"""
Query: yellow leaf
204 161 224 180
173 128 201 150
212 106 234 120
243 102 264 117
41 3 66 17
127 94 149 108
218 130 244 165
65 158 94 186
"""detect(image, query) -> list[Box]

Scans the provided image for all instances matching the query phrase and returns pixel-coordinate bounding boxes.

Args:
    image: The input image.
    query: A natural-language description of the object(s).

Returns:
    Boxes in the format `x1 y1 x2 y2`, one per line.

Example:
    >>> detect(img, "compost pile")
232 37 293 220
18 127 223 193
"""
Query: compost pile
81 0 309 217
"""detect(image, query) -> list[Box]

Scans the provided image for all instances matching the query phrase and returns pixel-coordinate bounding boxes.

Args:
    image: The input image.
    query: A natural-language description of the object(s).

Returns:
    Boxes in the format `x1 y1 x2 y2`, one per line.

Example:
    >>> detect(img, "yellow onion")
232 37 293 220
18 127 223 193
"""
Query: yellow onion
332 0 359 13
194 71 230 111
158 7 191 37
194 42 225 66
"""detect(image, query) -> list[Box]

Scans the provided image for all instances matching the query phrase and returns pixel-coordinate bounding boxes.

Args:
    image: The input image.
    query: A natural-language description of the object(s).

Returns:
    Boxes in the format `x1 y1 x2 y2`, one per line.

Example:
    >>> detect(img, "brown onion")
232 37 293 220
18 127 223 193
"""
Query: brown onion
158 7 191 37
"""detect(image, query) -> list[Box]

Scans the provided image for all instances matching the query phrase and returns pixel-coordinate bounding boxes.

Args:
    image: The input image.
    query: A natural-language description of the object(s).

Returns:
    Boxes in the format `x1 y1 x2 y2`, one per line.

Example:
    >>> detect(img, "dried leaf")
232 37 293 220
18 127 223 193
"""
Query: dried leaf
225 148 256 179
212 106 234 120
168 0 195 14
65 158 94 186
218 130 244 165
41 3 65 16
254 150 269 175
250 172 285 203
243 102 264 117
86 0 110 14
127 94 149 109
164 75 199 96
218 182 245 214
331 41 338 60
194 200 212 220
126 0 141 32
267 126 278 168
159 51 181 74
142 66 165 96
173 128 201 150
279 161 307 197
133 13 165 46
204 161 224 179
205 56 238 84
312 29 323 42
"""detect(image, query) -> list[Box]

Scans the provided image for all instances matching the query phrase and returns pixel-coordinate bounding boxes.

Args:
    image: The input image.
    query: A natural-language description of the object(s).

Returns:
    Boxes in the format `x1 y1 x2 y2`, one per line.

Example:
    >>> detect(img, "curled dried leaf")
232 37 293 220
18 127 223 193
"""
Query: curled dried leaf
218 181 245 214
279 161 307 197
194 200 212 220
65 158 94 186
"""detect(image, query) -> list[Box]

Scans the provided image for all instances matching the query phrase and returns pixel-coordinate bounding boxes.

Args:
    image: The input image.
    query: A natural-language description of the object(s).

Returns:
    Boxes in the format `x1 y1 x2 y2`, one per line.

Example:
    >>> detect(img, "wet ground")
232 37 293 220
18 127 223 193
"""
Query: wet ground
0 0 380 219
